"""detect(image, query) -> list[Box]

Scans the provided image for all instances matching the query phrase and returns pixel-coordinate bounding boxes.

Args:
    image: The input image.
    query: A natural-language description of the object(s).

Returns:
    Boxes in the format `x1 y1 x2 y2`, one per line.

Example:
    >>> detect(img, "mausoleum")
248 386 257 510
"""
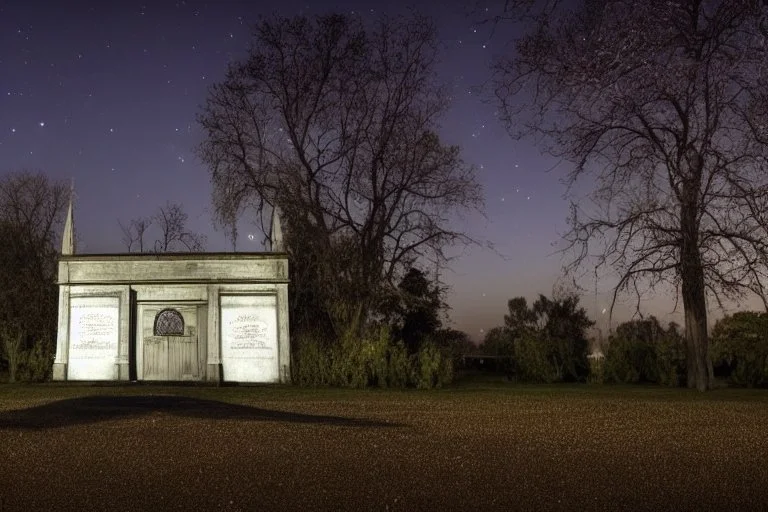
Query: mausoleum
52 201 290 383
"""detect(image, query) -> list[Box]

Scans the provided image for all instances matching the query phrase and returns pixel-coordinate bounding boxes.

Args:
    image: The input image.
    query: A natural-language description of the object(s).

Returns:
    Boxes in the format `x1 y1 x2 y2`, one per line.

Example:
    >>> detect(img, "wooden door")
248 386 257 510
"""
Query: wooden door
141 305 198 380
168 324 197 379
142 334 167 380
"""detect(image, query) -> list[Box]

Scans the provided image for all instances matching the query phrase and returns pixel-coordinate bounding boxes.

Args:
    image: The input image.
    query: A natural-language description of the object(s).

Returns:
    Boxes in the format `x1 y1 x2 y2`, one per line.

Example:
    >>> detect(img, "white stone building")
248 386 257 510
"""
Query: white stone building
52 203 290 383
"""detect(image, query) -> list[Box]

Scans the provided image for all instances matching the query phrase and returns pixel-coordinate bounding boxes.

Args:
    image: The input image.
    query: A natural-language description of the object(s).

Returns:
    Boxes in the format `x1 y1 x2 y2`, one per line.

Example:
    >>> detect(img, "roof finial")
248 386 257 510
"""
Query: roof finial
270 205 284 252
61 179 75 255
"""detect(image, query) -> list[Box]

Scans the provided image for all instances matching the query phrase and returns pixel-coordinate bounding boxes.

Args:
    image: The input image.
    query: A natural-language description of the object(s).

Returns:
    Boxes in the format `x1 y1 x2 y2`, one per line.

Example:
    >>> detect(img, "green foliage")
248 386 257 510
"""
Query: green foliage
482 293 593 383
414 341 453 389
514 333 557 383
477 326 515 375
391 267 444 354
711 312 768 388
291 324 454 389
430 328 475 367
0 323 24 383
328 329 384 389
291 332 333 387
480 326 514 357
385 340 411 388
19 334 55 382
654 332 685 387
293 265 448 385
504 297 536 339
0 330 54 383
587 355 605 384
533 295 593 381
603 336 644 383
602 318 685 386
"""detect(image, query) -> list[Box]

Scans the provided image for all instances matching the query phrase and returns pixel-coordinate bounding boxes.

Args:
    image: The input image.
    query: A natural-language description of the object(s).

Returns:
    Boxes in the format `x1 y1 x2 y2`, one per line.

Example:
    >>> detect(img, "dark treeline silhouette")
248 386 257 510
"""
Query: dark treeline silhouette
0 171 67 382
490 1 768 390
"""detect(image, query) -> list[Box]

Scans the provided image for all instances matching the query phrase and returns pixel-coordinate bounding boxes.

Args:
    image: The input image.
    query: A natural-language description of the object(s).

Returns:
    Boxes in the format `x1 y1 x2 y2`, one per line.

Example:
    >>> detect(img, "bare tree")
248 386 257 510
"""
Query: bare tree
0 171 68 381
119 217 151 252
118 202 206 253
197 13 483 337
152 202 206 252
492 0 768 390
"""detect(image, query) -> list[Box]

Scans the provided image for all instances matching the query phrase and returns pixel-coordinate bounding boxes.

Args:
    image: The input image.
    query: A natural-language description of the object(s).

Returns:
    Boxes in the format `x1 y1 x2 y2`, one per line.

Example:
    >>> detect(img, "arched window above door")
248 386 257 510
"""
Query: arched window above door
154 308 185 336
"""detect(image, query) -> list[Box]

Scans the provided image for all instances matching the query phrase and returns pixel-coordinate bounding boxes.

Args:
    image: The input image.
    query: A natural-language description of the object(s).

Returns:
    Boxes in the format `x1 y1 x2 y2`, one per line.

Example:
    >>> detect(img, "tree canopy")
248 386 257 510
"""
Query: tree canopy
481 293 593 382
492 0 768 390
0 171 67 381
197 13 482 339
393 267 443 354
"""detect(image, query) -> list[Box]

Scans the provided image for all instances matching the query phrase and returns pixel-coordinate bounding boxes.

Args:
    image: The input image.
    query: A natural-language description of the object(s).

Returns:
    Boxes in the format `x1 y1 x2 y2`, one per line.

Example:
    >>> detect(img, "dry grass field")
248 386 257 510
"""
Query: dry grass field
0 382 767 511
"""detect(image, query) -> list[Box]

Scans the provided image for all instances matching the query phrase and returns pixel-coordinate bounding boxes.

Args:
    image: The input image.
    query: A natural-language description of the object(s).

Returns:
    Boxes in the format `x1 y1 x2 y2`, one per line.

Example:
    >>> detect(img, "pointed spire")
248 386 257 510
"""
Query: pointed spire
270 205 283 252
61 180 75 255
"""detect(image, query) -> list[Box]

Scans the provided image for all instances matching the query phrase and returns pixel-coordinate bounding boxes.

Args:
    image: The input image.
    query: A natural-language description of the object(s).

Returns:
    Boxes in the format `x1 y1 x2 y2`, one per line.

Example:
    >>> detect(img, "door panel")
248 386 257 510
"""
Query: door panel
169 324 197 380
140 305 199 380
143 336 166 380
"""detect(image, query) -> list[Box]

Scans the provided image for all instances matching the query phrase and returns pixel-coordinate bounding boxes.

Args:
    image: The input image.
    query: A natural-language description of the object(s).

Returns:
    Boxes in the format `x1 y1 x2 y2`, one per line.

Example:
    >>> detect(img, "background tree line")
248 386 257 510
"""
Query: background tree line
595 311 768 388
0 171 67 382
490 0 768 390
478 291 768 388
478 292 594 383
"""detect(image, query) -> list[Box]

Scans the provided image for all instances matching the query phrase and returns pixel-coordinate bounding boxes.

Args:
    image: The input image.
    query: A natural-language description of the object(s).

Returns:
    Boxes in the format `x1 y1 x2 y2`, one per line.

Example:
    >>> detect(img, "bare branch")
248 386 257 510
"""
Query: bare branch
492 0 768 390
0 170 67 380
118 202 206 253
197 13 484 336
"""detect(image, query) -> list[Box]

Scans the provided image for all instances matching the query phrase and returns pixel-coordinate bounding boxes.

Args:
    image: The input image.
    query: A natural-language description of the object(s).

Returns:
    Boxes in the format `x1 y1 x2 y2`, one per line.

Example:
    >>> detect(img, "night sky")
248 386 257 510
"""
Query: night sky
1 0 699 340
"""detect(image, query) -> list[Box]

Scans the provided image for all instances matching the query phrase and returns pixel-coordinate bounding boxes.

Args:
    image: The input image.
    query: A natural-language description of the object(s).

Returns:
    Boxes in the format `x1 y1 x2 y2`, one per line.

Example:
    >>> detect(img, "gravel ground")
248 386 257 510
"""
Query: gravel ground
0 384 767 511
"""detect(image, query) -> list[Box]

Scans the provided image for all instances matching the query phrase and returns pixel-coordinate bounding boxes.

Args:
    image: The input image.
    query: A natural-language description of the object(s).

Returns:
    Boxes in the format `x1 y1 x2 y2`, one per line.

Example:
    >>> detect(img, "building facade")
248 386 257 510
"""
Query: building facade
52 202 290 383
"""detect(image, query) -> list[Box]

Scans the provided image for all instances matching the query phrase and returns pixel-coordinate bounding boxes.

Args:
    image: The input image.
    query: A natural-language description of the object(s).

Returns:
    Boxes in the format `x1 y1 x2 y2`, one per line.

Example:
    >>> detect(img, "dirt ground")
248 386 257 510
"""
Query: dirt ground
0 384 766 511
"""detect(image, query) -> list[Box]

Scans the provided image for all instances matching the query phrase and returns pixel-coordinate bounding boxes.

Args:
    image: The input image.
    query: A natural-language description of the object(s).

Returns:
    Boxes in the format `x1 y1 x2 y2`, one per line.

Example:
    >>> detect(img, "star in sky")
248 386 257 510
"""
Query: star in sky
0 0 646 339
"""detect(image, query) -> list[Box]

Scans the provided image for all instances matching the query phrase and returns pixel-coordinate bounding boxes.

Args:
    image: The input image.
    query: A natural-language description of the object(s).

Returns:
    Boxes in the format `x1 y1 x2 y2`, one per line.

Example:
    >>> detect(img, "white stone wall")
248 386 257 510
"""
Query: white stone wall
58 253 288 284
53 254 290 383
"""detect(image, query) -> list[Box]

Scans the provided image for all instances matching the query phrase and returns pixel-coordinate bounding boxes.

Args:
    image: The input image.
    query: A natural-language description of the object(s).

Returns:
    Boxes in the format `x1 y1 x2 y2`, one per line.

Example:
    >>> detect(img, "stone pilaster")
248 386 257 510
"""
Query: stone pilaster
52 284 70 381
206 284 222 382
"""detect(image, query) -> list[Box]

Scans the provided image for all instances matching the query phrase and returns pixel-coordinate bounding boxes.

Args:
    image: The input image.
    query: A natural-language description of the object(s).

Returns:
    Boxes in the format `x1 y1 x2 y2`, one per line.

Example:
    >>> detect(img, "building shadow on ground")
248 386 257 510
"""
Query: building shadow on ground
0 395 402 430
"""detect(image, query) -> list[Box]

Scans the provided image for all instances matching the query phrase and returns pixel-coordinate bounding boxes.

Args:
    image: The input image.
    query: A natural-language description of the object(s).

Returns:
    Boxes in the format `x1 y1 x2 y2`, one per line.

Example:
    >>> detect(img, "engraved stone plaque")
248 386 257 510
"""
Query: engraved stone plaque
68 296 120 380
220 295 278 382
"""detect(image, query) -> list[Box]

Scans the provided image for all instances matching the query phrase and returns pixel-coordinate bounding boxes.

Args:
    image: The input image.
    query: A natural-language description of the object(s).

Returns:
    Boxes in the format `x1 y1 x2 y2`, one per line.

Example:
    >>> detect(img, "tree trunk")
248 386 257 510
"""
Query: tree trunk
680 204 713 391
